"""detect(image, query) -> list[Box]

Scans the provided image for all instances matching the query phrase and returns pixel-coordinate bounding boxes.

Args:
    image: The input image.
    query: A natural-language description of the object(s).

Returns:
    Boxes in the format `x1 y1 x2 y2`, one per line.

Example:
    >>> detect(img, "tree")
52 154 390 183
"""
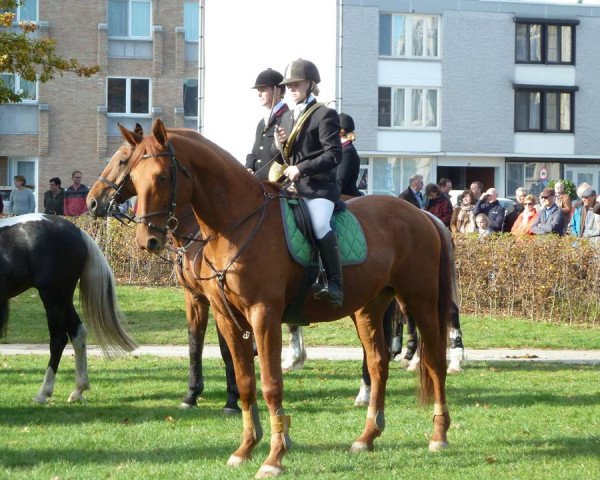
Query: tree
0 0 100 104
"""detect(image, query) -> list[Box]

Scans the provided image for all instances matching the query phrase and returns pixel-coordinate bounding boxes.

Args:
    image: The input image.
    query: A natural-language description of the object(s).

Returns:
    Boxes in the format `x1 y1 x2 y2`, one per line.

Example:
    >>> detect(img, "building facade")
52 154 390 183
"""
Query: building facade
0 0 200 210
340 0 600 198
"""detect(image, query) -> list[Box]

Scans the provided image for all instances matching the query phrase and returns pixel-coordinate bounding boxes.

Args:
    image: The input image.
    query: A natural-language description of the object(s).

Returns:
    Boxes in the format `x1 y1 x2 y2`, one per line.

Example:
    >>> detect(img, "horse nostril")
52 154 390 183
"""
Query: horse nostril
147 237 160 252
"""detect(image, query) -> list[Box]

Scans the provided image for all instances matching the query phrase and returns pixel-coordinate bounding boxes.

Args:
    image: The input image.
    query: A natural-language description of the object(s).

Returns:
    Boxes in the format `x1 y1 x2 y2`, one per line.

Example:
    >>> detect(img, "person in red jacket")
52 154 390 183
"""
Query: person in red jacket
425 183 453 227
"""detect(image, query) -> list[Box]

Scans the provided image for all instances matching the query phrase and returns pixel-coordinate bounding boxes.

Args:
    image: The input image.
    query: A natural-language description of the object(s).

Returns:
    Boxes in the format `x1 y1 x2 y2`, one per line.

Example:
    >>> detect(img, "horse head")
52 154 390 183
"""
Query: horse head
127 118 194 253
86 123 143 218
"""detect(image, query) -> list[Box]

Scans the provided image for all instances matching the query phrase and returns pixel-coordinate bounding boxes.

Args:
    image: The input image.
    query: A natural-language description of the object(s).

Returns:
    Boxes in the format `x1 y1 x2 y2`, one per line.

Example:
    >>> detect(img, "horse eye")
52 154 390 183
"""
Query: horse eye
157 174 167 183
118 158 129 166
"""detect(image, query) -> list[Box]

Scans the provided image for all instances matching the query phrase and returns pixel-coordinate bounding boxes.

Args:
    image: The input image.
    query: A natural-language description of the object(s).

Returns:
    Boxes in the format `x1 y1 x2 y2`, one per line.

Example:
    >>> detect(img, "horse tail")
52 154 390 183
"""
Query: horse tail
419 214 453 403
0 300 8 338
78 229 137 357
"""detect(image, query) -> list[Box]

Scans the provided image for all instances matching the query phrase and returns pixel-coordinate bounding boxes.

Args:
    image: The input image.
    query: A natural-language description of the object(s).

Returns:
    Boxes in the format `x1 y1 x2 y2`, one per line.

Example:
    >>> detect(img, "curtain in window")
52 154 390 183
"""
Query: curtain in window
411 89 423 126
561 26 572 63
425 17 438 57
184 2 199 42
393 15 405 56
373 158 401 195
131 1 151 37
20 78 36 100
108 0 128 37
20 0 37 21
547 26 558 62
529 24 542 62
560 93 571 131
425 90 437 127
412 17 423 56
545 93 558 130
515 24 528 61
393 88 405 126
529 92 540 130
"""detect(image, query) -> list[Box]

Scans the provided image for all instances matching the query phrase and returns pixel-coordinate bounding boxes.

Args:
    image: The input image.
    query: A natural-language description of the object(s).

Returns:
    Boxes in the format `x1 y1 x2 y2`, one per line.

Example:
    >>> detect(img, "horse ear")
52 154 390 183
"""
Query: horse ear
118 123 143 146
133 123 144 136
153 118 168 146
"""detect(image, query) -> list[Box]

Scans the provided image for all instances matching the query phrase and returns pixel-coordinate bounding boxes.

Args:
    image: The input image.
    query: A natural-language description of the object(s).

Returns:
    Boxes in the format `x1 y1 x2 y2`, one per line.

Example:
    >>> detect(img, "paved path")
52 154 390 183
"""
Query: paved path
1 344 599 364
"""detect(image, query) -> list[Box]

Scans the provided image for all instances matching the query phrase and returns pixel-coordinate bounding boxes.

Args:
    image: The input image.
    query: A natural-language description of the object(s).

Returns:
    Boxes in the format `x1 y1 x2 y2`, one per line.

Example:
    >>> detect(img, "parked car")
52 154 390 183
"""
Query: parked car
1 186 13 213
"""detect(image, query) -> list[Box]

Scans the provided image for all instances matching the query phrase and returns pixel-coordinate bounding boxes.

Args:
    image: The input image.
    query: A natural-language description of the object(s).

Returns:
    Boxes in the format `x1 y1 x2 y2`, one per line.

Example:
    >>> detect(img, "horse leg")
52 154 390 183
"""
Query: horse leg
217 324 241 415
212 313 262 468
350 301 390 453
65 303 89 403
354 348 371 407
403 315 420 371
447 302 465 374
409 302 451 451
251 306 290 478
282 325 306 372
181 291 207 408
35 294 69 404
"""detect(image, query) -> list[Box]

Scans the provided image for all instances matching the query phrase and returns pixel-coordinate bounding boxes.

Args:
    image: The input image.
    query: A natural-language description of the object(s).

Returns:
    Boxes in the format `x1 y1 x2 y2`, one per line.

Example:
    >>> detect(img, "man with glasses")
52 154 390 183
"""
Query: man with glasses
530 187 565 236
63 170 89 216
569 184 600 242
399 174 425 209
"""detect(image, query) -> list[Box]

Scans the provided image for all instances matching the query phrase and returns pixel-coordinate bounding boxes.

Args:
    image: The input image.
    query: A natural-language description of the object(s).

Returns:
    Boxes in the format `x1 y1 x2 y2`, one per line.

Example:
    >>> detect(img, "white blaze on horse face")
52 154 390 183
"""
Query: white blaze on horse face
0 213 50 229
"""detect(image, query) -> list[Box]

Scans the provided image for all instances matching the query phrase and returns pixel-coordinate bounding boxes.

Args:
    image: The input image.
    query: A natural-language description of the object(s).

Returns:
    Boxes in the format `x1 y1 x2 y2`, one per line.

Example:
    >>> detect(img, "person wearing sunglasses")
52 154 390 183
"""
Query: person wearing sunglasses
511 194 538 236
530 187 565 236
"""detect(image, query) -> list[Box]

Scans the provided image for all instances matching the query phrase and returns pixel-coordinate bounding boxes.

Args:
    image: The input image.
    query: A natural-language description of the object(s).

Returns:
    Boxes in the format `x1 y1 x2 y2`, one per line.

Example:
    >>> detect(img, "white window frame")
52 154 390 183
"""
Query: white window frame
107 0 152 40
106 77 152 116
9 0 38 23
380 13 440 59
380 86 440 129
0 72 38 103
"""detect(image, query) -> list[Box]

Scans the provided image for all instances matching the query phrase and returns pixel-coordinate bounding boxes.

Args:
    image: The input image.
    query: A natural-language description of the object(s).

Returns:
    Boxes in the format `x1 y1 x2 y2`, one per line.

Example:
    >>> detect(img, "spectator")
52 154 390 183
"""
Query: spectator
530 187 565 236
473 187 506 232
245 68 288 181
504 187 527 232
43 177 64 215
475 213 491 239
8 174 35 215
425 183 453 227
399 174 425 209
63 170 89 216
570 185 600 242
336 113 363 197
438 178 452 196
470 181 484 202
450 189 477 234
510 194 538 236
554 180 573 233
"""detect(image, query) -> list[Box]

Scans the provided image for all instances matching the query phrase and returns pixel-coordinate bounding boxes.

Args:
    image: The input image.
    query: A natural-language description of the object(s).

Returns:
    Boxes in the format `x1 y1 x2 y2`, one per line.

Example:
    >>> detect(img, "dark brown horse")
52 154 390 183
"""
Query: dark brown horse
87 128 240 413
121 119 453 478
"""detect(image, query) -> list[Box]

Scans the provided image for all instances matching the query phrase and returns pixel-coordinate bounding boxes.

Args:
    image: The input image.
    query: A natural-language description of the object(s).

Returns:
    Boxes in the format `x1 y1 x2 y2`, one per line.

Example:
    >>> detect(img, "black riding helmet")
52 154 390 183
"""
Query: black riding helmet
252 68 284 89
338 113 355 132
280 58 321 85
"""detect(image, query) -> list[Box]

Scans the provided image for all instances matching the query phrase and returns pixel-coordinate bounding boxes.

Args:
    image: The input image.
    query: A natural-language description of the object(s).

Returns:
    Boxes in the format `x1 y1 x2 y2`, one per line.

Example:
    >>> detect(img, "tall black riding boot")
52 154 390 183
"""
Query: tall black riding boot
313 230 344 307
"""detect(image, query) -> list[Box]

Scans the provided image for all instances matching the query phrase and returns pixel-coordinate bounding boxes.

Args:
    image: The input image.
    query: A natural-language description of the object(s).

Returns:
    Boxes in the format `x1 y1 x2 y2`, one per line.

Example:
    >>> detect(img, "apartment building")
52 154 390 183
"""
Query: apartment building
0 0 200 209
340 0 600 198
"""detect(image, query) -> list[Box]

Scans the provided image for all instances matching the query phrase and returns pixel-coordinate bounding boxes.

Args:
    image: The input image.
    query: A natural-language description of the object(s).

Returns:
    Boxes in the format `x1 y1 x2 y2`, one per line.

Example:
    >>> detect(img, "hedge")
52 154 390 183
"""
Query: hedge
67 217 600 325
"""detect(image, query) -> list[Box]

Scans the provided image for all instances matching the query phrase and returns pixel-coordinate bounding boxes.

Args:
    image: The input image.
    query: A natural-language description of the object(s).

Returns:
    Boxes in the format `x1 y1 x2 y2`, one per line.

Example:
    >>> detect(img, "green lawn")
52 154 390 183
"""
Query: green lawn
2 286 600 349
0 356 598 480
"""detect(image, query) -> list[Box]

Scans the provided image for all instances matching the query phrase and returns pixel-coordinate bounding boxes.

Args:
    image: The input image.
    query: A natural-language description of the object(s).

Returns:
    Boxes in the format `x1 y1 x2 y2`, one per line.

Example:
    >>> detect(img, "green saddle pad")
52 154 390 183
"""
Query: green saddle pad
280 197 367 267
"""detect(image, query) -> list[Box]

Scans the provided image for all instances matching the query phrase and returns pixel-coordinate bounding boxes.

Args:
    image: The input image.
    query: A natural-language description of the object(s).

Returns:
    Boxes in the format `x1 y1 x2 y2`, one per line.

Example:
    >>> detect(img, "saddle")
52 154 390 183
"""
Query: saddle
279 193 367 325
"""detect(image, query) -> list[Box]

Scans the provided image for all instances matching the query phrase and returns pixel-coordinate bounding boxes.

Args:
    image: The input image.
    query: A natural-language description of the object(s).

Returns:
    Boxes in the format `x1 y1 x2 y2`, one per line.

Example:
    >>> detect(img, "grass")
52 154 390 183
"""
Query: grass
3 286 600 350
0 356 598 479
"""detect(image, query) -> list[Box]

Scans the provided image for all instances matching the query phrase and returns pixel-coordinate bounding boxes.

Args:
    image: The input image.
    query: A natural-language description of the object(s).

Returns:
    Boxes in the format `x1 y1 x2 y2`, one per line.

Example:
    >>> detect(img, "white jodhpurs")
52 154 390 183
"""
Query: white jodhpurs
303 197 335 240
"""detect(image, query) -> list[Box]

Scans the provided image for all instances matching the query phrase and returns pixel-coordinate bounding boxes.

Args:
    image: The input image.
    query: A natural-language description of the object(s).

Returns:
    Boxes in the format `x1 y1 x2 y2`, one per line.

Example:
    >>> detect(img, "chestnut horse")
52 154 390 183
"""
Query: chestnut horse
87 127 239 413
121 119 453 478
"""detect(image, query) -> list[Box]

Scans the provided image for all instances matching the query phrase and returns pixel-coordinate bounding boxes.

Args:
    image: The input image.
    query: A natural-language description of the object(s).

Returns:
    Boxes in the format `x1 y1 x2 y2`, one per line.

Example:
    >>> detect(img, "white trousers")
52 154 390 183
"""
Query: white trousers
303 197 334 240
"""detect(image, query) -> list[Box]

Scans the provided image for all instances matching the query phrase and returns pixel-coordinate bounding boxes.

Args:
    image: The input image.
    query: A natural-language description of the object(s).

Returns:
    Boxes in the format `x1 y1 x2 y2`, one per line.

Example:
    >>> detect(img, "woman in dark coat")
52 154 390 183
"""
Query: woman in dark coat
274 58 343 306
425 183 453 227
336 113 363 197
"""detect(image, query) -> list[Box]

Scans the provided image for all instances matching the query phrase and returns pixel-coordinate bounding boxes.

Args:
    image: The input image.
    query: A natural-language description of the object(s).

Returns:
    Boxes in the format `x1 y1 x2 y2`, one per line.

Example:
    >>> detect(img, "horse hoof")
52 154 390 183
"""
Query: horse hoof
33 394 48 404
447 365 463 374
179 402 196 409
354 398 369 407
429 440 449 452
349 441 373 453
398 358 411 368
227 455 246 467
67 393 84 403
406 357 420 372
223 406 242 416
255 464 284 478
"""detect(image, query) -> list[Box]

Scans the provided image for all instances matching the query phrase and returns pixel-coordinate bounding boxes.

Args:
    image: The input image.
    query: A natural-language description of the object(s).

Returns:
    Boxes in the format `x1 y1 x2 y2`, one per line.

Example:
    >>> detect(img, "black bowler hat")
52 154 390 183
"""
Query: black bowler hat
252 68 284 89
338 113 355 132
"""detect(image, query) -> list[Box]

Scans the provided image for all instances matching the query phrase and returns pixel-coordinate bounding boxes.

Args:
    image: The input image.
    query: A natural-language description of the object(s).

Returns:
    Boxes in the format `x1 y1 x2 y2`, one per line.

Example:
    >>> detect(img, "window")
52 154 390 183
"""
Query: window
4 0 37 22
514 87 575 133
368 156 432 196
184 2 199 42
0 73 37 102
378 86 439 128
515 20 576 64
108 0 151 38
506 161 560 197
379 14 439 58
107 78 150 115
183 79 198 117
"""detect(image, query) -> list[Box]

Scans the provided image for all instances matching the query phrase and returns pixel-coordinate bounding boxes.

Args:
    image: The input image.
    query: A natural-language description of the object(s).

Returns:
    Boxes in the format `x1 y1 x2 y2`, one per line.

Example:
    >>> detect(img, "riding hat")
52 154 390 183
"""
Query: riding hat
338 113 355 132
281 58 321 85
252 68 284 89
